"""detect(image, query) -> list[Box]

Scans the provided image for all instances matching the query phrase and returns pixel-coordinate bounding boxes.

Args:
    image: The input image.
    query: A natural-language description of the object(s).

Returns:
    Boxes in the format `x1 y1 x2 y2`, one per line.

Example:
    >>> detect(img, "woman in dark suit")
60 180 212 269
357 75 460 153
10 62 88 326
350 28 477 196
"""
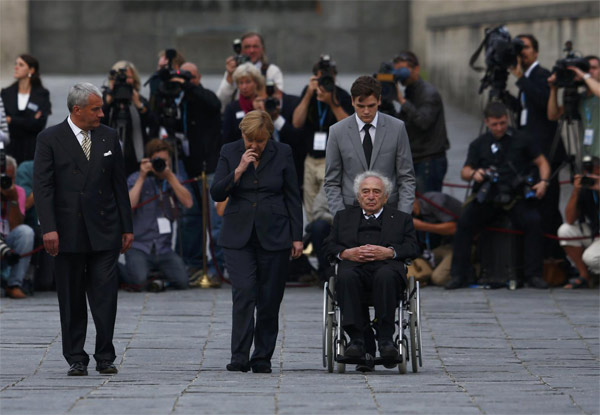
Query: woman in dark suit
211 110 303 373
1 54 51 163
222 63 264 143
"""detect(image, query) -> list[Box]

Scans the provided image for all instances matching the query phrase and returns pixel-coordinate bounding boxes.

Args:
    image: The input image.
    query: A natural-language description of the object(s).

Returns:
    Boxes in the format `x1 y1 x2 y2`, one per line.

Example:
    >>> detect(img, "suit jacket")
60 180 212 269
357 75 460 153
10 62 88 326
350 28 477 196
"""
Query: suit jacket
324 112 416 215
210 139 302 250
324 206 419 272
514 64 566 165
33 119 133 253
278 93 309 190
1 83 52 163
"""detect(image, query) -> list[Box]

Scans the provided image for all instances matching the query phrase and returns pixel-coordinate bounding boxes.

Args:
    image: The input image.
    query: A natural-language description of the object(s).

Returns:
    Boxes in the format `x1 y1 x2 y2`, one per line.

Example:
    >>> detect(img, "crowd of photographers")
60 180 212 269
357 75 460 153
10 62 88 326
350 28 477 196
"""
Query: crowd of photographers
0 29 598 298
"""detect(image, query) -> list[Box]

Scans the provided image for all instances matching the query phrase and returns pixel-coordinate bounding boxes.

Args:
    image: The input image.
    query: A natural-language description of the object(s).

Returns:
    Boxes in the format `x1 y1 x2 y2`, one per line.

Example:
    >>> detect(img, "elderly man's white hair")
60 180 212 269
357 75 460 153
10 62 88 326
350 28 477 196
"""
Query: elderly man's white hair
353 170 393 197
67 83 102 112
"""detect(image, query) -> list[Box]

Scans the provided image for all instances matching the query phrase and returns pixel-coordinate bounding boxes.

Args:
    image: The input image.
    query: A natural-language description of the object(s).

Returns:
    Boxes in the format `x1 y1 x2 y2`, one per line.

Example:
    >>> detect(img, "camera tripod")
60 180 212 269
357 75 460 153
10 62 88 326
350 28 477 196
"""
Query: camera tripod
549 88 583 180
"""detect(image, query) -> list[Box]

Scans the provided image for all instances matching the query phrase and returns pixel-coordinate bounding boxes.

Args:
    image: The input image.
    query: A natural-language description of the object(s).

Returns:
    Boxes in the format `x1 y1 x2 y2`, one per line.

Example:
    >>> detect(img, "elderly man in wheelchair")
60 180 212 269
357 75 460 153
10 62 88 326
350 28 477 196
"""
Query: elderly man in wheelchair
323 171 420 373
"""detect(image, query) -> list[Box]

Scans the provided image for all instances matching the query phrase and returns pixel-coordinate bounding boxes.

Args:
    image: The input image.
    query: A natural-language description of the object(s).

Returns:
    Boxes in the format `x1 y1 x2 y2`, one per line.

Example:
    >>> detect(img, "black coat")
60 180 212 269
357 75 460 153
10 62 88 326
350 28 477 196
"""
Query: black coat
222 100 245 144
324 206 420 272
277 93 309 191
210 139 302 251
1 83 51 163
33 119 133 252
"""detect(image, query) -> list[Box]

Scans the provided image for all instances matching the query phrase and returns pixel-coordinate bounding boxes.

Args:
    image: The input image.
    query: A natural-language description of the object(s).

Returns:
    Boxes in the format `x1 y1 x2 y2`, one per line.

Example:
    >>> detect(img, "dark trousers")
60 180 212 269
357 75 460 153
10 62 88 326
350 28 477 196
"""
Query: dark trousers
414 154 448 193
336 261 404 341
54 250 120 365
451 199 543 281
539 174 564 259
223 238 289 368
308 219 331 278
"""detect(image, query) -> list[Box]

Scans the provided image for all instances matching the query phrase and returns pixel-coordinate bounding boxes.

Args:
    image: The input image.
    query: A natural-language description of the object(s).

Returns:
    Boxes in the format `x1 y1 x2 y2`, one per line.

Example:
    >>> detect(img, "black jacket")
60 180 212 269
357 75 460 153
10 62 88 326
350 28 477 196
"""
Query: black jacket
33 119 133 252
210 139 302 250
1 83 52 163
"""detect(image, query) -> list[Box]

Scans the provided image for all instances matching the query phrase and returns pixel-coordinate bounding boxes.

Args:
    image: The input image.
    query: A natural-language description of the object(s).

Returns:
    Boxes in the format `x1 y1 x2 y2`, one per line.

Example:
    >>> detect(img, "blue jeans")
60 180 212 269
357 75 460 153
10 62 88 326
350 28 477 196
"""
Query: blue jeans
178 173 224 274
2 224 35 287
123 248 188 289
414 154 447 194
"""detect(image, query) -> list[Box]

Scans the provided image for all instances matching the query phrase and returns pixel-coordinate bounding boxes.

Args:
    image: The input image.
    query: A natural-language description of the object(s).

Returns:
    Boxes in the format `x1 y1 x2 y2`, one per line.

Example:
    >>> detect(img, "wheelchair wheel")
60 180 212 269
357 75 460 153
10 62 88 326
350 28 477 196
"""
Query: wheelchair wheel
398 337 408 374
324 277 335 372
337 339 346 374
409 277 419 373
416 280 423 368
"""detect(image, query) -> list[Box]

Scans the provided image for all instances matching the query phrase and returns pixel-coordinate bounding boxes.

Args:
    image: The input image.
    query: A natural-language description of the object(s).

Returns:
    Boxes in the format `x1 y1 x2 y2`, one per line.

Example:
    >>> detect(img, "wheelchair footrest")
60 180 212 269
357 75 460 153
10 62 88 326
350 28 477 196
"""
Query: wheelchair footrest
336 354 403 366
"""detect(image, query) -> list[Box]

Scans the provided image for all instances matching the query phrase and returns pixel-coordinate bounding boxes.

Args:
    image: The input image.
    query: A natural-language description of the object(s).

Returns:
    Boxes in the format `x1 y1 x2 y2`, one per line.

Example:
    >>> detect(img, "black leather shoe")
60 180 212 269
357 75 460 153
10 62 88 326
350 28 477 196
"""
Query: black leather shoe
67 362 88 376
378 339 399 359
96 361 118 374
345 339 365 358
528 276 548 289
356 353 375 372
251 364 272 374
445 277 466 290
226 362 249 372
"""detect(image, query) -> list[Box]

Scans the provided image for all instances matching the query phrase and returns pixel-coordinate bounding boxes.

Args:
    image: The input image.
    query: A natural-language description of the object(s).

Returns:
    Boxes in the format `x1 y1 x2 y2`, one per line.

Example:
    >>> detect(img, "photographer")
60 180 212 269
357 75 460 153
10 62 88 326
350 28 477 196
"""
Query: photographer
446 102 550 290
216 32 283 112
124 139 193 291
558 157 599 289
148 49 185 114
548 55 600 160
1 154 34 299
292 56 353 223
252 82 307 193
102 60 157 176
394 51 450 193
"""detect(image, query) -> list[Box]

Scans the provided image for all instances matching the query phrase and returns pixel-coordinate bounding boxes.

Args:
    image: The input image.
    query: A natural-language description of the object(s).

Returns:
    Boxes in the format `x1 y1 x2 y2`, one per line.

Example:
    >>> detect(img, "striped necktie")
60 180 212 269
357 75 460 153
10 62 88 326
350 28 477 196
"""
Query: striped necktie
81 130 91 160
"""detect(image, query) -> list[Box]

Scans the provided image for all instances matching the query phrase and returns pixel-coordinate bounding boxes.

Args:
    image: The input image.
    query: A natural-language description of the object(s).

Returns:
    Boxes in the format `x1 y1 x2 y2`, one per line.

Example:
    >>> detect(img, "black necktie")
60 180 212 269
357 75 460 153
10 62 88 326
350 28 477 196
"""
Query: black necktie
363 123 373 167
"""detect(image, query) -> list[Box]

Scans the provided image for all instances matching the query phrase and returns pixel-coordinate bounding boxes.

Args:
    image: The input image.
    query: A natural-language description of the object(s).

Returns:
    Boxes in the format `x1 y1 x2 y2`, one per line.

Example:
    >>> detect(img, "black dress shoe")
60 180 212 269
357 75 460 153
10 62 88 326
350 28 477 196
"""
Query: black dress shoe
528 276 548 289
251 365 272 374
345 339 365 358
226 362 249 372
378 339 399 359
67 362 88 376
356 353 375 372
445 277 466 290
96 361 118 374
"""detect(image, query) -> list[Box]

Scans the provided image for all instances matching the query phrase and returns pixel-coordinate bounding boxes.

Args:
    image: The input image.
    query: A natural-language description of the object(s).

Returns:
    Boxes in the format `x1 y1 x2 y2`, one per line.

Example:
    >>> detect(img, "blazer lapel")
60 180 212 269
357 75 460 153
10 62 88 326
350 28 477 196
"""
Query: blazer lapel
347 120 368 170
256 140 275 174
370 114 386 166
56 119 89 175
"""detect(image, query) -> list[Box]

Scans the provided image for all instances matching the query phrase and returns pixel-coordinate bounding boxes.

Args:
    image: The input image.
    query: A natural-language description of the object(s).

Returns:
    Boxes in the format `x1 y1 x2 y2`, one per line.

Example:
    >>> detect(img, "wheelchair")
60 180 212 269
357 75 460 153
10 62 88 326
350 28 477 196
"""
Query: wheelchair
322 265 423 374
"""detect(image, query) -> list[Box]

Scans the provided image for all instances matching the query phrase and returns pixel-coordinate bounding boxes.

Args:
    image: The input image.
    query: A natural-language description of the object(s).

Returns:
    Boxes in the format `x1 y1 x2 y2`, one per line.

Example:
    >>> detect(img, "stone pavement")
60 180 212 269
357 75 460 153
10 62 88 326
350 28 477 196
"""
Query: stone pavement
1 285 598 415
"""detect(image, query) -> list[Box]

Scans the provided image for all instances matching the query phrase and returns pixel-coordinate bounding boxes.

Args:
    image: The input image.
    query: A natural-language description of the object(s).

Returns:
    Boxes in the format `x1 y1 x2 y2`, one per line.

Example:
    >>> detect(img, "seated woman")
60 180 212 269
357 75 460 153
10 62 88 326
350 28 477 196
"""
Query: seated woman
211 110 303 373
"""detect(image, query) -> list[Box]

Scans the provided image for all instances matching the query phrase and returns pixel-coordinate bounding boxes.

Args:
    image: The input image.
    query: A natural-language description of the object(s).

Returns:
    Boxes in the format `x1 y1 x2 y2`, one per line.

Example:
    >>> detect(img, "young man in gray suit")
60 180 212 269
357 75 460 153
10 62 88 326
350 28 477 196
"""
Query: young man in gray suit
325 76 416 215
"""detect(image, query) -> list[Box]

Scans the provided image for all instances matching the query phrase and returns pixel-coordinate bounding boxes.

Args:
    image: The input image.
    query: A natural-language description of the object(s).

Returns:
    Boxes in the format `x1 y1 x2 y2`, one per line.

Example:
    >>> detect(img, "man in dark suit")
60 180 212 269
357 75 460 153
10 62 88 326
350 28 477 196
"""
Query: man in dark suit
325 171 419 371
34 83 134 376
509 34 566 259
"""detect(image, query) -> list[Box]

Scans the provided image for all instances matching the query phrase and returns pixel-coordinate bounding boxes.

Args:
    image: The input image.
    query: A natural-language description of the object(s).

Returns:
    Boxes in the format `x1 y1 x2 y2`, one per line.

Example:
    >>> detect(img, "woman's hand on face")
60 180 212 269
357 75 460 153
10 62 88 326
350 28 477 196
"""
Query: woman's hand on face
235 148 259 175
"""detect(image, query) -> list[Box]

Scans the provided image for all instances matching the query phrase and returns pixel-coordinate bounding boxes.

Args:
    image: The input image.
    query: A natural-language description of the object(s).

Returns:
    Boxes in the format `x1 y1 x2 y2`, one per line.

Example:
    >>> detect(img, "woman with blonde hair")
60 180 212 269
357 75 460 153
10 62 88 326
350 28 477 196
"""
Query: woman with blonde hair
211 110 303 373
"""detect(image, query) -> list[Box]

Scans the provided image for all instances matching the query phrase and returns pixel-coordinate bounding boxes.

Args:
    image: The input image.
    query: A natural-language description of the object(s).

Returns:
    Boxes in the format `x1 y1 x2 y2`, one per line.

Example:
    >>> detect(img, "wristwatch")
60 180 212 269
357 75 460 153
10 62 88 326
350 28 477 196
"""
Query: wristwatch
583 73 591 80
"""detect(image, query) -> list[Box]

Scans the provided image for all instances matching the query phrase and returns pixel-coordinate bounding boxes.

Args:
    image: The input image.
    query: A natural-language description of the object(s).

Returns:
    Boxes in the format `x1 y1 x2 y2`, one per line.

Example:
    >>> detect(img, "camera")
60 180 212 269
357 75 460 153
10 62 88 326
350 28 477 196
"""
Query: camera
581 156 598 188
374 62 411 115
232 39 251 66
552 41 590 88
151 157 166 173
109 68 133 103
317 54 336 93
264 80 279 113
0 143 12 190
471 26 524 95
155 49 192 133
476 166 500 203
0 236 20 266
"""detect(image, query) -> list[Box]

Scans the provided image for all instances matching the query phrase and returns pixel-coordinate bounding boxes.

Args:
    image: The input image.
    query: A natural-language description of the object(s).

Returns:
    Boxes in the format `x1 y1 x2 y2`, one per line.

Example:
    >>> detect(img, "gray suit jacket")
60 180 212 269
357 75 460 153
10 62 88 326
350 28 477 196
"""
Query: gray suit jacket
324 112 415 215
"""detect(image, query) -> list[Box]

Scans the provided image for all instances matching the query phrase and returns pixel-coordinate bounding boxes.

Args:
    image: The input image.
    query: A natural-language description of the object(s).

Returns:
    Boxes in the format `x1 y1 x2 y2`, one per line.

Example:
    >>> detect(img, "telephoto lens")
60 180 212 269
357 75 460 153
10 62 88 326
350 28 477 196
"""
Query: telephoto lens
151 157 166 173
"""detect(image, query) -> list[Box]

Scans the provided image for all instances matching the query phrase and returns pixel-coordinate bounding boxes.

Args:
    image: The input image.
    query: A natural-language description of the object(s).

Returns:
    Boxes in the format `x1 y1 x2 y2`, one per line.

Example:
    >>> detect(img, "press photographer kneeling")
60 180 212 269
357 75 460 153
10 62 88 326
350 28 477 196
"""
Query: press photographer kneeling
446 102 551 290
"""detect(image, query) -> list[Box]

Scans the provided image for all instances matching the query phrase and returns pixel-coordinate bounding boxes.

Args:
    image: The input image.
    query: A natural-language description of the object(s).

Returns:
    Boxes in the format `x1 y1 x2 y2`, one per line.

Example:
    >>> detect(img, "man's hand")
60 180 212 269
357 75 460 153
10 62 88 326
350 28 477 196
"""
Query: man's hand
567 65 586 80
547 73 558 88
472 168 486 183
532 180 548 199
359 244 394 261
291 241 303 259
132 89 142 109
316 86 335 106
121 233 134 254
139 158 152 178
509 56 523 79
5 116 11 124
43 231 59 257
339 247 367 263
395 83 406 105
307 76 319 95
225 56 237 84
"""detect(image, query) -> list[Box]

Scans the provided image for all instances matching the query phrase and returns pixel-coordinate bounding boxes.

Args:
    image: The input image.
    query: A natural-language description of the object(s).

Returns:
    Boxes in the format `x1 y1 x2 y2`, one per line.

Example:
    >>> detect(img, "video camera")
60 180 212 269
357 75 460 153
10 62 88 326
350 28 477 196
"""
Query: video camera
108 68 133 104
265 80 279 113
374 62 411 115
155 49 193 132
232 39 251 66
0 142 12 190
317 54 336 93
470 26 524 96
551 41 590 88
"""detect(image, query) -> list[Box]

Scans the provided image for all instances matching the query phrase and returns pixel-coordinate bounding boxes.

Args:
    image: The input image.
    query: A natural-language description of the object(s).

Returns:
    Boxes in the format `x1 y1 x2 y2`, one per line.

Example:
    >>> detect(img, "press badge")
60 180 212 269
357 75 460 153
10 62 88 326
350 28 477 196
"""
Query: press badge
520 109 528 126
313 132 327 151
584 129 594 146
27 102 39 112
236 111 245 119
491 143 499 154
157 217 171 234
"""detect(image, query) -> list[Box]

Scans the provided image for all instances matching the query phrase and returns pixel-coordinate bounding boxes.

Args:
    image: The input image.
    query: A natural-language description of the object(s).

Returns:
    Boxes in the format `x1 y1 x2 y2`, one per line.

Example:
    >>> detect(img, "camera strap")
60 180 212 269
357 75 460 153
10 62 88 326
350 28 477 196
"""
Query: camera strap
317 101 328 131
469 32 490 72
